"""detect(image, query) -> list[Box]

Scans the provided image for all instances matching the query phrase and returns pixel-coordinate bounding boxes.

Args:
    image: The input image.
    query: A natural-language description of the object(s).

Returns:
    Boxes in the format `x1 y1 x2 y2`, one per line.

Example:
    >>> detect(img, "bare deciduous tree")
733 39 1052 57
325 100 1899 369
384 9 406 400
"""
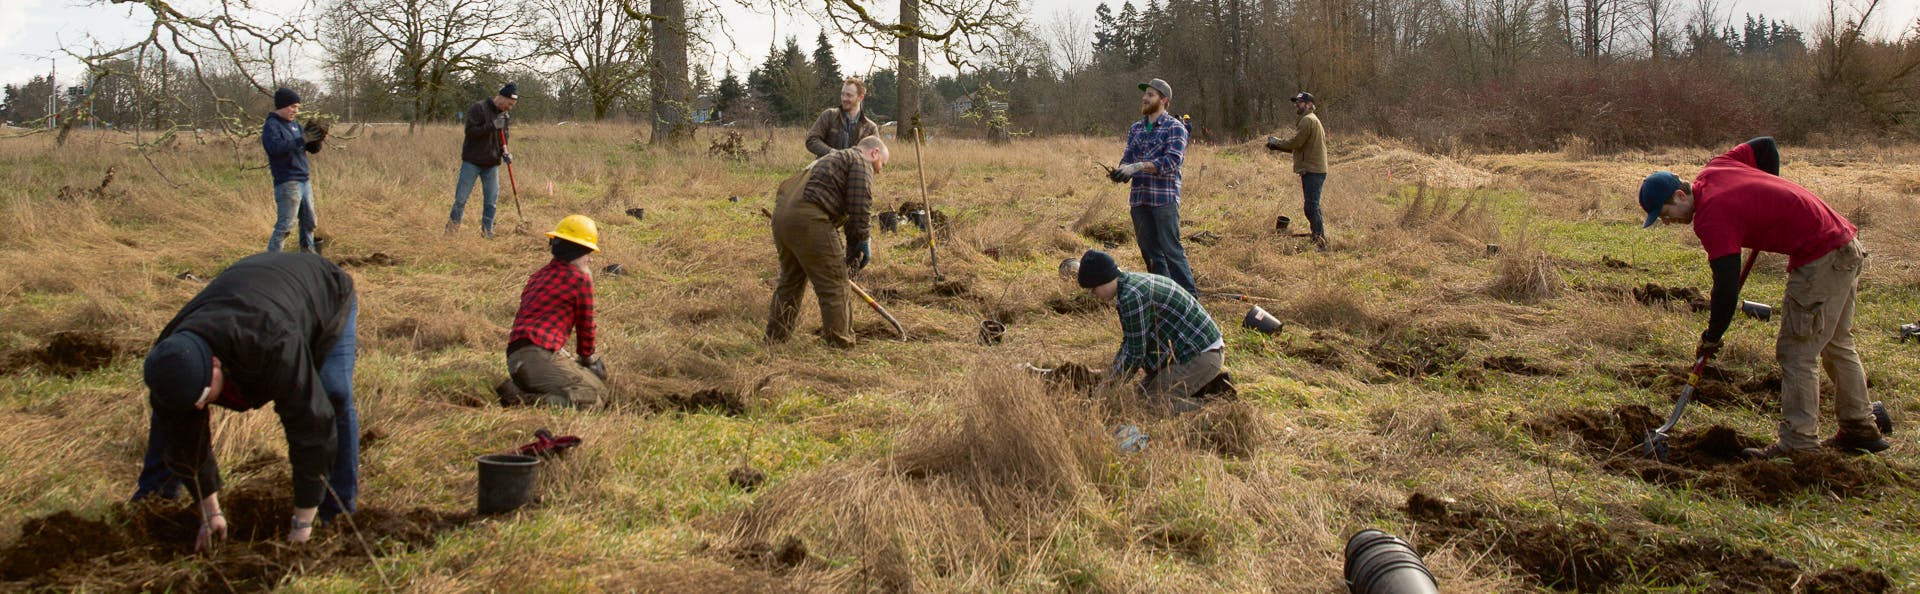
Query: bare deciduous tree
338 0 530 132
530 0 650 120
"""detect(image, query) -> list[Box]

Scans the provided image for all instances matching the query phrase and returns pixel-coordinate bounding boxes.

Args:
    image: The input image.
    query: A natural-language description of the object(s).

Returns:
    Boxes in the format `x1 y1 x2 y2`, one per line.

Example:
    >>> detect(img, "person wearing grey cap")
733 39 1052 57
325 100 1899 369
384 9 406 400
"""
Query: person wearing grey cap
1076 249 1225 413
130 252 360 551
448 82 521 238
1268 91 1328 250
1107 78 1198 296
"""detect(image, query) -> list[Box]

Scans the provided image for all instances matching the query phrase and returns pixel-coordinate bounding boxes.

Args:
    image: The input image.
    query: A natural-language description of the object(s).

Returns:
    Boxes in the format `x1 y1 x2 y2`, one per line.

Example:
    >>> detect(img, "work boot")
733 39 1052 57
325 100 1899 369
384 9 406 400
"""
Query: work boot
481 226 495 239
1311 234 1328 252
1823 425 1892 455
444 220 460 236
1740 442 1801 460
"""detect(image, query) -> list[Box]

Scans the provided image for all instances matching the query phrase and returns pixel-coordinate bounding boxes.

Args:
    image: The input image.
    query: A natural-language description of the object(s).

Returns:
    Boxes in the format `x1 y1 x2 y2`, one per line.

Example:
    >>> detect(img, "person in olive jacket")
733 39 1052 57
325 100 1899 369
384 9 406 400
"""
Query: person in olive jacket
447 82 520 238
131 252 360 551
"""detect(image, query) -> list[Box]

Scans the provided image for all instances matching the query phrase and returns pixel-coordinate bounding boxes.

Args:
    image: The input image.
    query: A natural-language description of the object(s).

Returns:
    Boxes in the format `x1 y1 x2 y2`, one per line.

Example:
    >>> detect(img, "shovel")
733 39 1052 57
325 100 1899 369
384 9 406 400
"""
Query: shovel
500 129 529 233
849 280 905 340
1644 355 1710 463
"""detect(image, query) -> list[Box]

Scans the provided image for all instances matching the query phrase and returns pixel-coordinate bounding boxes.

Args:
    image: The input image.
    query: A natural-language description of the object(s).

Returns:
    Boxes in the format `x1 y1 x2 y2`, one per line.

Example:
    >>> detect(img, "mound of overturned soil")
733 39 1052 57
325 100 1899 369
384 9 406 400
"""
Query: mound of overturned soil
333 252 401 267
1483 354 1559 376
7 330 122 376
1616 362 1782 410
0 477 469 593
728 466 767 491
1078 220 1132 245
1405 492 1877 592
658 388 748 416
1632 283 1709 312
1033 361 1098 393
1529 405 1910 504
1803 567 1892 594
1045 292 1105 315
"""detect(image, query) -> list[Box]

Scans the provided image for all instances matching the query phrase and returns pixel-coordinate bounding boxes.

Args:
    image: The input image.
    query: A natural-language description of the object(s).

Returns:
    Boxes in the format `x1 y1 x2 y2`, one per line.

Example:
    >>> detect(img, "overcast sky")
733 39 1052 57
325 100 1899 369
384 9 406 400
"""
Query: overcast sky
3 0 1916 91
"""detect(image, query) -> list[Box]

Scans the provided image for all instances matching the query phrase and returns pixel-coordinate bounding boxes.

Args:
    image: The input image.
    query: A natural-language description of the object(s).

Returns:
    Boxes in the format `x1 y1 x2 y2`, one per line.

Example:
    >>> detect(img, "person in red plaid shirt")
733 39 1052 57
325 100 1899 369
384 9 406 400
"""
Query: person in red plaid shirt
505 215 608 408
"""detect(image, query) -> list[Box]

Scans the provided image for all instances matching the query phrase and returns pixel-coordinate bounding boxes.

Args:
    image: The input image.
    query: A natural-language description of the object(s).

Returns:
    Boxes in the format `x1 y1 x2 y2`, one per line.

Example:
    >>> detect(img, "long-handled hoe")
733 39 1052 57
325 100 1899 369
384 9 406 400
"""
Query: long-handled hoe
500 129 528 233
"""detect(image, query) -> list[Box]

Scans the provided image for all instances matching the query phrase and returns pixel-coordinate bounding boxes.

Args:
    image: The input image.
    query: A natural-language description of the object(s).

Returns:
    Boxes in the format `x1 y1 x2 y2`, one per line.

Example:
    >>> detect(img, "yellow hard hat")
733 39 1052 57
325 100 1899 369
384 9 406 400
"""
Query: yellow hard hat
546 214 600 252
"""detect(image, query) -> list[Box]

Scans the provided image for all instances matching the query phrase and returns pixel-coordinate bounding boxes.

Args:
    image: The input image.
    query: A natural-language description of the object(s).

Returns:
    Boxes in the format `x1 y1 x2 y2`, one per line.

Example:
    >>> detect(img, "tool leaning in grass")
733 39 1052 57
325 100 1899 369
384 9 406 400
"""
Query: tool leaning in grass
910 114 942 280
501 128 527 231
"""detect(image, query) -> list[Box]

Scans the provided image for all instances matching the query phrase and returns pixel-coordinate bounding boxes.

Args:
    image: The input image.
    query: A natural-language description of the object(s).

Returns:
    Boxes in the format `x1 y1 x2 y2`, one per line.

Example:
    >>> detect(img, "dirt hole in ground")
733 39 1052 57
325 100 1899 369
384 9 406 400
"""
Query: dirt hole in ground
717 536 816 575
1482 355 1559 376
1031 361 1098 394
728 466 767 491
1632 283 1709 312
1078 220 1132 245
1405 492 1887 593
6 330 124 376
1616 362 1784 410
0 476 469 593
332 252 401 267
1528 405 1910 504
1045 292 1104 315
1369 325 1479 379
655 388 748 416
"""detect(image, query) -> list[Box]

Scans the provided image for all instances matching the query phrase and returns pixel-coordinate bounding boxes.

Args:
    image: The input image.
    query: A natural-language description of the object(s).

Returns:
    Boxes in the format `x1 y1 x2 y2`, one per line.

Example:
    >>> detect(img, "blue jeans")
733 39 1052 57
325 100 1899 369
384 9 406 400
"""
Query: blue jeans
1301 172 1327 240
450 162 500 231
133 300 360 520
268 180 317 252
1129 204 1198 295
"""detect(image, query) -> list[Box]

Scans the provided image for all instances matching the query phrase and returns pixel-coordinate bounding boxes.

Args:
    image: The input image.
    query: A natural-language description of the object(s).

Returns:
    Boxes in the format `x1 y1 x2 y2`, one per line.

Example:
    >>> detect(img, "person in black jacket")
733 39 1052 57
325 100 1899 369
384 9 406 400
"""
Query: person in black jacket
262 87 325 253
130 252 360 551
447 82 520 238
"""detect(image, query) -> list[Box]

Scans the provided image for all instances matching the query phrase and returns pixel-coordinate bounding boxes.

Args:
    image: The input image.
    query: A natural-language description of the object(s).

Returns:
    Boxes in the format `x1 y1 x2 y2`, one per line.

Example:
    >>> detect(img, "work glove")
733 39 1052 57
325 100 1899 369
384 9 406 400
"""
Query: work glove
503 152 513 165
304 119 329 143
1694 338 1723 360
578 354 607 380
492 113 510 130
1266 136 1283 150
846 240 871 272
304 139 323 154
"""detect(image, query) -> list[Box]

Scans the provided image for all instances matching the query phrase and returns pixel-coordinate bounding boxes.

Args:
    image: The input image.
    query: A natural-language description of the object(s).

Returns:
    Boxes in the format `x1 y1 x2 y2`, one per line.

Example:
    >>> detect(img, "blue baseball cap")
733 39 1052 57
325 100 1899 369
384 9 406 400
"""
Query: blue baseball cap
1638 171 1682 228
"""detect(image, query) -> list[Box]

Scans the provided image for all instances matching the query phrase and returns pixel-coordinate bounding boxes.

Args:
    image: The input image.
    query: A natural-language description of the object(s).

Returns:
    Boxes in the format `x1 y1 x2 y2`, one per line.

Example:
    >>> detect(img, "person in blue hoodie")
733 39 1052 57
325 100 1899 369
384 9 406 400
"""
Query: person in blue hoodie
262 87 325 253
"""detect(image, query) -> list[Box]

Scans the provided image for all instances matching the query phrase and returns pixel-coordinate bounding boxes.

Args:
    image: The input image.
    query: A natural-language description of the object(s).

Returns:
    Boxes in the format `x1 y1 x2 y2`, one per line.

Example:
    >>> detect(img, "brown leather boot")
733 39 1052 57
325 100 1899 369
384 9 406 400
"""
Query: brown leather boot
1823 424 1891 455
1740 442 1798 460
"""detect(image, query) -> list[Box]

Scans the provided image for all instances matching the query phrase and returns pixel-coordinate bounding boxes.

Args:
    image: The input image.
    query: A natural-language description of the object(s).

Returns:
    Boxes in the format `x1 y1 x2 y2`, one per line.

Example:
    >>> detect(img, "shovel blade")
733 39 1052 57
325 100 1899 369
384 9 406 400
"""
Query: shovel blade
1643 431 1671 463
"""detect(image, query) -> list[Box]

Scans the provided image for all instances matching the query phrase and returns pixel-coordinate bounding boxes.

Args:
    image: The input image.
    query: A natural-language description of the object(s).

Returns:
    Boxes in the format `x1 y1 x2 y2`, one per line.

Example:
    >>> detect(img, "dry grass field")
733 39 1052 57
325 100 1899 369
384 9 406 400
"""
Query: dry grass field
2 123 1919 592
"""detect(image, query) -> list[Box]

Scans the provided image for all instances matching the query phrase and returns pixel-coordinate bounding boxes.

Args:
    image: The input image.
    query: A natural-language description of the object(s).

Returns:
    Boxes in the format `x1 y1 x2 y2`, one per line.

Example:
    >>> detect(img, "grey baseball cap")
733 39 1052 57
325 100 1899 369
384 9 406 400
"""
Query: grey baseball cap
1139 78 1172 99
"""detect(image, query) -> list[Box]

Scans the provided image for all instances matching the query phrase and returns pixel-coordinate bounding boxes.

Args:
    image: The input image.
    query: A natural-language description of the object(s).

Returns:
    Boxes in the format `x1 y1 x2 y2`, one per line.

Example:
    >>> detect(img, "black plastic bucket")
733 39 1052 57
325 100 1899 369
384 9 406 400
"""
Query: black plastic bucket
1243 306 1283 335
878 211 900 233
1275 215 1291 232
477 454 541 515
1344 529 1439 594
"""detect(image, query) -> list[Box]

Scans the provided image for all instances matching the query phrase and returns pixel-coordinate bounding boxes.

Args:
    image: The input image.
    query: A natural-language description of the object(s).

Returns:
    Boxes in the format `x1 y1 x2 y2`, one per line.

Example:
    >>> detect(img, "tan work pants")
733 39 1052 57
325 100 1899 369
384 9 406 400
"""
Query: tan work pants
507 345 608 408
1142 349 1224 413
767 188 854 347
1776 239 1872 449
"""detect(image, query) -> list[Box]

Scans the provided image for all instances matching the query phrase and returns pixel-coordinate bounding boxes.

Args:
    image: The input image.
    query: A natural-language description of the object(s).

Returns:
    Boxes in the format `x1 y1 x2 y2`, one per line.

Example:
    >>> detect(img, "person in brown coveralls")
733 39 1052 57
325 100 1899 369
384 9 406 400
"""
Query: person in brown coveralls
767 136 891 347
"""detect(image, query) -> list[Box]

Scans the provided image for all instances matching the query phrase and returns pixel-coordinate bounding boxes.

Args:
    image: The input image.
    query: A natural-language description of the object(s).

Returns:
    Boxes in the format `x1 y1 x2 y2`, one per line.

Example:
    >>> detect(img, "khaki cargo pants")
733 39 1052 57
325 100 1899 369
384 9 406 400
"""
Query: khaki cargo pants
1776 239 1873 449
507 345 608 408
766 168 855 347
1140 349 1224 414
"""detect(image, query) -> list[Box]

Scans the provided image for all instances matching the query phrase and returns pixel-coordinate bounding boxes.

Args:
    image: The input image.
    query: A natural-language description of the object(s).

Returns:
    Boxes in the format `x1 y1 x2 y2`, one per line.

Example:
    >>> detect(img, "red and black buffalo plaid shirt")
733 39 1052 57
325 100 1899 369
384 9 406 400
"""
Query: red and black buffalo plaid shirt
510 259 596 357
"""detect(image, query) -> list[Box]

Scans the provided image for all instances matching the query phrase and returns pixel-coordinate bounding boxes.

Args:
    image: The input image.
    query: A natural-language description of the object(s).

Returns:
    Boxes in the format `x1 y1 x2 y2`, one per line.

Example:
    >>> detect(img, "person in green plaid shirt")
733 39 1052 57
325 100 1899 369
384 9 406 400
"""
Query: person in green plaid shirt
1076 250 1225 413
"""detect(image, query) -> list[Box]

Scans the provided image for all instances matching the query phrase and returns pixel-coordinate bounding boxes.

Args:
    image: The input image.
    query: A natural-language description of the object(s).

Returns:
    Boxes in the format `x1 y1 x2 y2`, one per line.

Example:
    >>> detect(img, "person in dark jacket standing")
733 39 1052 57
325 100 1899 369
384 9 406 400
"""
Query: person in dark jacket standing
805 77 879 157
768 136 890 348
1108 78 1198 296
448 83 519 238
262 87 325 253
131 252 359 551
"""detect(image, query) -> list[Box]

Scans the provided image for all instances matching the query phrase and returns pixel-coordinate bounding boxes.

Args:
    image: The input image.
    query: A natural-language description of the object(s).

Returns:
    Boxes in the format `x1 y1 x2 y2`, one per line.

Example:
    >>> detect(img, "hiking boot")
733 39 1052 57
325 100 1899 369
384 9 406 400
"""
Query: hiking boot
444 220 460 236
1823 426 1891 455
481 226 495 239
1740 442 1801 460
1311 234 1328 252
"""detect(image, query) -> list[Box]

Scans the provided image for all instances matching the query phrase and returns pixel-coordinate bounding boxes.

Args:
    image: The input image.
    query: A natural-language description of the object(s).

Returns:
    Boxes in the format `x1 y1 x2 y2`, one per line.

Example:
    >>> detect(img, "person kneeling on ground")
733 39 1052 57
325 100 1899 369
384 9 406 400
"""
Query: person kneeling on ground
132 252 360 551
504 215 609 408
1076 249 1227 414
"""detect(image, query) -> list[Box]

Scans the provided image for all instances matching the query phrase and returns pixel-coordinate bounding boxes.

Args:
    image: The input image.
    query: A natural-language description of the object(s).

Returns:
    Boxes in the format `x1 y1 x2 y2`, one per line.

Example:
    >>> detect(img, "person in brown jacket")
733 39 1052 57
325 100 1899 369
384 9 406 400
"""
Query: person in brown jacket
1267 92 1329 249
768 136 890 347
806 77 879 157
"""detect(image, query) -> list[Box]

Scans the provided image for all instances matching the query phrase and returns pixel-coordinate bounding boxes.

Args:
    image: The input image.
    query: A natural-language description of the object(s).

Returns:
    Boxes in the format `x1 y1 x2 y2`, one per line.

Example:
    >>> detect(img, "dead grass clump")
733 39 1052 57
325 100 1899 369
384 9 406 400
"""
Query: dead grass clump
1488 232 1565 302
1176 401 1268 458
1280 283 1379 337
728 369 1112 588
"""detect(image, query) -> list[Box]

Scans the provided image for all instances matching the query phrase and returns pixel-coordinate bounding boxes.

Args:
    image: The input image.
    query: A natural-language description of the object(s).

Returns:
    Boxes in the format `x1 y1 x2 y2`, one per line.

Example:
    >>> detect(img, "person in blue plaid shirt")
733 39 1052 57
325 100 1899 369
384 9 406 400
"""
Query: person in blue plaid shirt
1108 78 1199 296
1077 250 1225 413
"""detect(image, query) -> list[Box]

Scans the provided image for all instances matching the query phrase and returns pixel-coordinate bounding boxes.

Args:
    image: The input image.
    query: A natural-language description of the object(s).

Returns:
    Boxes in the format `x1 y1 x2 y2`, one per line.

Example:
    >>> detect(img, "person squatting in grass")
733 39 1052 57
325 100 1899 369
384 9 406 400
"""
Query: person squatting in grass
261 87 325 253
1267 91 1330 250
767 136 891 348
504 215 610 408
1108 78 1199 296
447 82 519 239
806 77 879 158
1638 136 1890 459
1076 249 1226 414
132 252 360 551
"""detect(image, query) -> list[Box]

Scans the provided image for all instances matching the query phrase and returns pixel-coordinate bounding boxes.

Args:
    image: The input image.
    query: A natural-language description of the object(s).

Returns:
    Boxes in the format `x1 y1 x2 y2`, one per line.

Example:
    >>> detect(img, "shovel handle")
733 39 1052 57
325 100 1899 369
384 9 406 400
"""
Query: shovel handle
849 280 906 340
